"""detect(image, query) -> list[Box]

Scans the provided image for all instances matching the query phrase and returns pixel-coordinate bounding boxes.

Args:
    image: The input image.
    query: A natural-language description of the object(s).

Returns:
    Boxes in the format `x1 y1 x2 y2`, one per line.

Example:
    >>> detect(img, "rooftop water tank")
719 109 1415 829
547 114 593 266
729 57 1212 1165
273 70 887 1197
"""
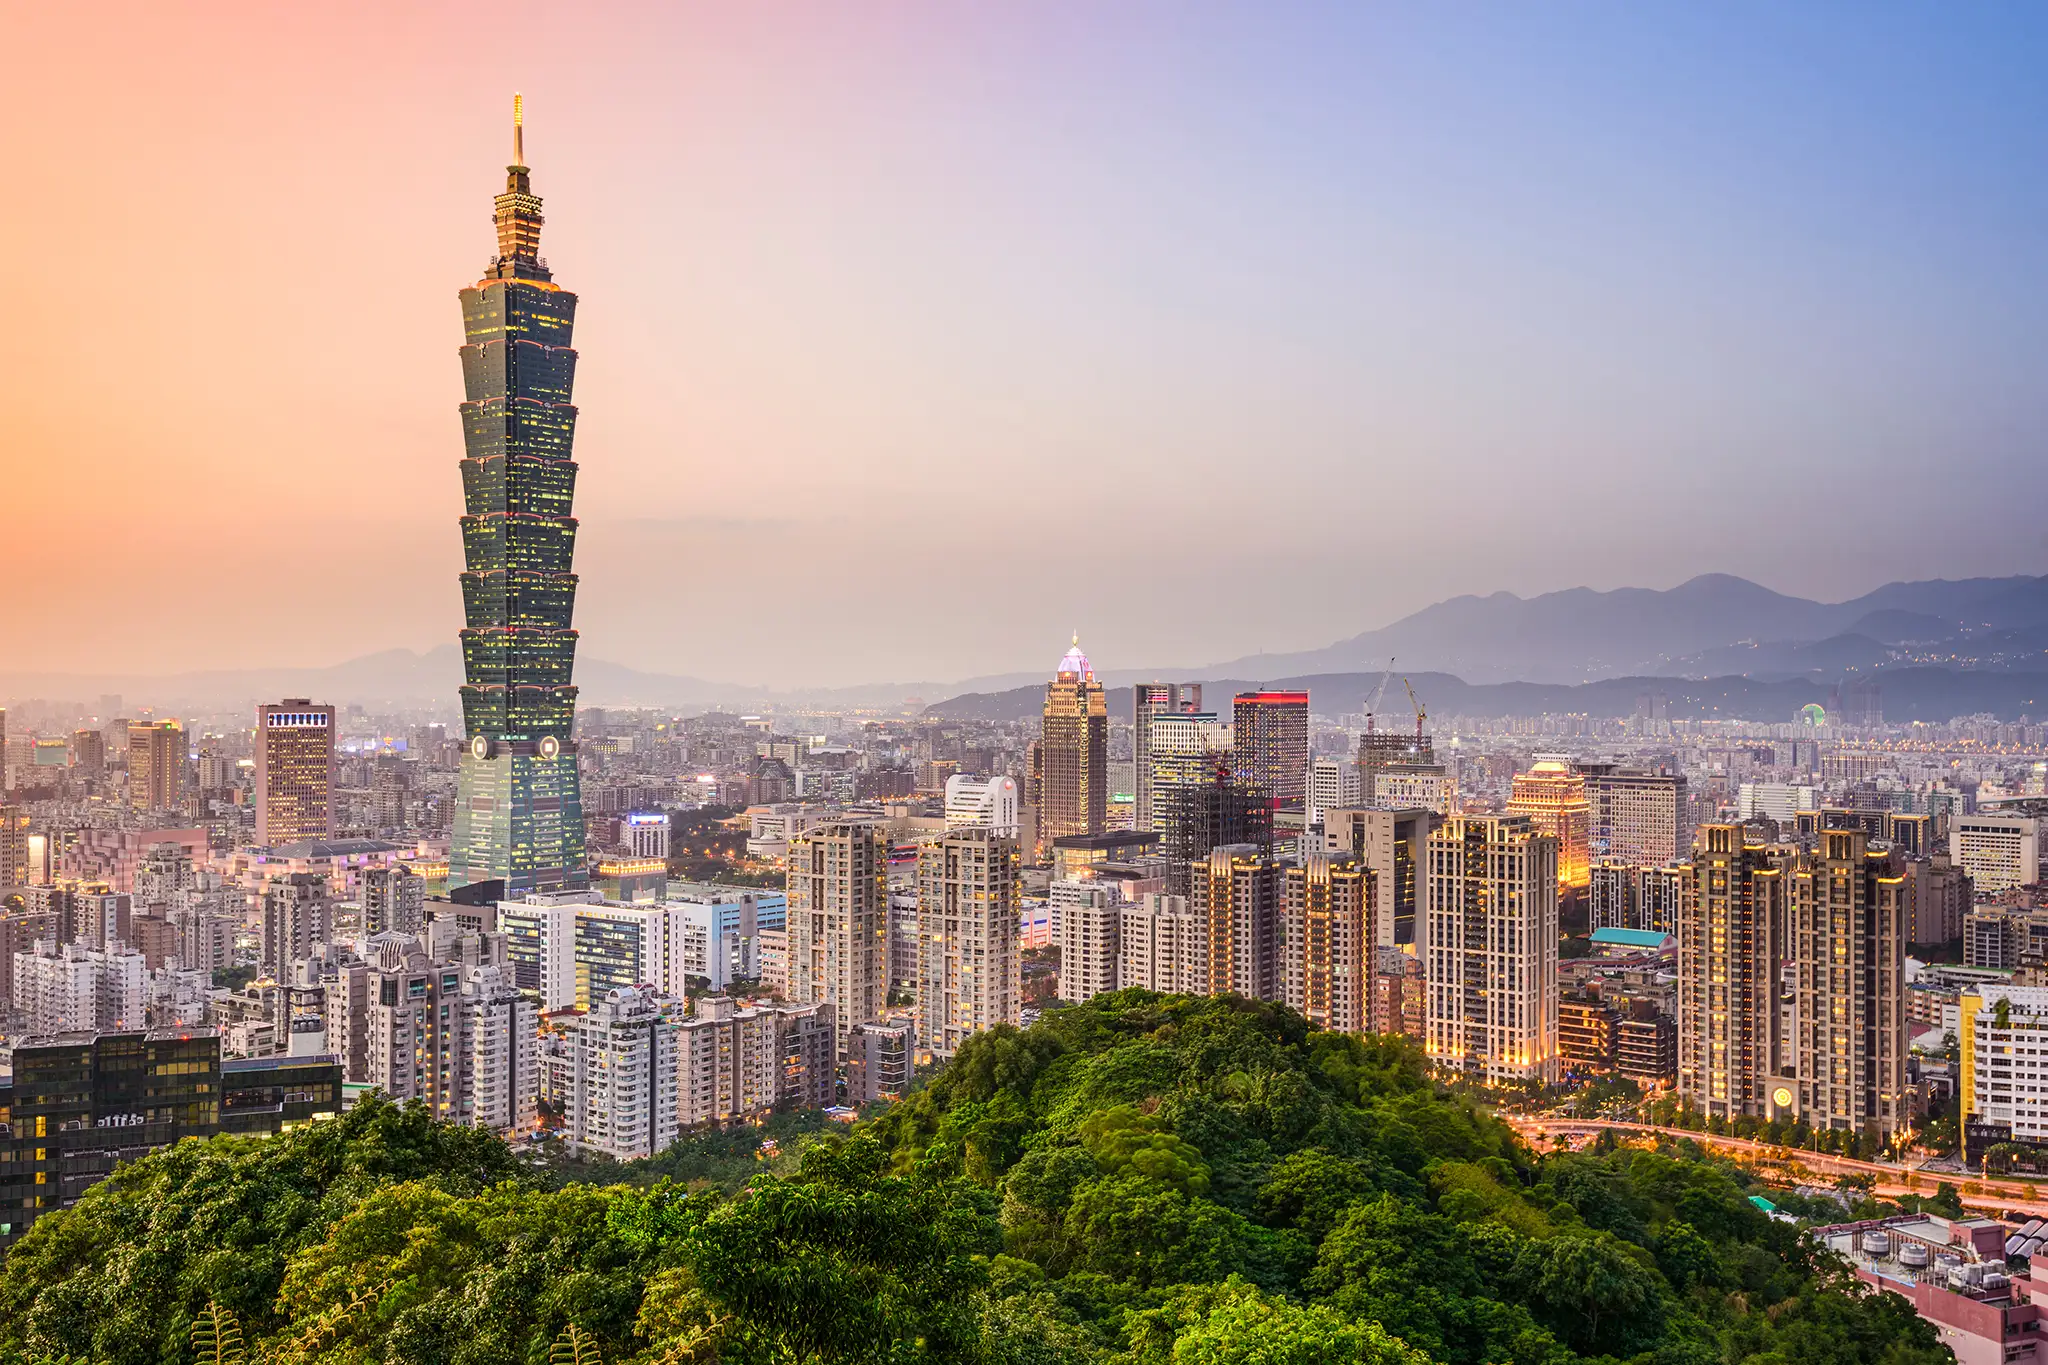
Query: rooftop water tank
1864 1230 1893 1256
1900 1242 1930 1269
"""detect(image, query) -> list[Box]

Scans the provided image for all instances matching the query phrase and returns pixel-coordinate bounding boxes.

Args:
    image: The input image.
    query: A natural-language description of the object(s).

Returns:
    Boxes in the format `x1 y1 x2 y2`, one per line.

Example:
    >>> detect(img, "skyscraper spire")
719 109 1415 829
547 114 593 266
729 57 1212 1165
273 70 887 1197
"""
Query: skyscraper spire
490 93 546 280
514 92 524 168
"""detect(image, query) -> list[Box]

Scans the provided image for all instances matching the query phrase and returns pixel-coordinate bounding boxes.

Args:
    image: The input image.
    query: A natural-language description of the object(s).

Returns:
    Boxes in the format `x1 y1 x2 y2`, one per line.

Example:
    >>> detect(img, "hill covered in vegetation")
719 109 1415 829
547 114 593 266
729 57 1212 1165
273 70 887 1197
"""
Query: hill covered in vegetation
0 992 1948 1365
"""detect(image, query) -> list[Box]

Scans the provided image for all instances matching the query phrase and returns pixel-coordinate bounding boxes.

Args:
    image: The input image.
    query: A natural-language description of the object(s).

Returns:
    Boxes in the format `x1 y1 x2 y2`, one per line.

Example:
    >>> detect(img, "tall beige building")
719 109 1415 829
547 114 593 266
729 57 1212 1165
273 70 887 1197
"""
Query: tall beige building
1118 893 1202 994
0 806 28 888
1585 768 1689 867
1506 760 1589 896
917 827 1021 1058
785 820 887 1058
127 720 187 813
1788 829 1909 1139
1677 826 1783 1122
1034 637 1107 860
1425 815 1558 1084
1324 807 1430 950
1054 880 1120 1004
256 700 337 846
1281 855 1374 1033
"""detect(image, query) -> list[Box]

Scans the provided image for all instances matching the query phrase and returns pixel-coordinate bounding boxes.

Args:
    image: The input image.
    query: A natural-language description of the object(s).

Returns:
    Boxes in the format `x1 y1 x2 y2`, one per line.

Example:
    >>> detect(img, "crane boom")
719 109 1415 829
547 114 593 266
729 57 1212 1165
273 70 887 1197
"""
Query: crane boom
1364 658 1395 735
1404 677 1426 744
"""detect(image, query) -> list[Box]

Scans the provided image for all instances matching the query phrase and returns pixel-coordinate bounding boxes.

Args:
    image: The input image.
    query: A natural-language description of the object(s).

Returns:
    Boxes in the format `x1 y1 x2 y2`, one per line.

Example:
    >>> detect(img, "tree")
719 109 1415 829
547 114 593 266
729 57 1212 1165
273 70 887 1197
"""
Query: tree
1126 1277 1431 1365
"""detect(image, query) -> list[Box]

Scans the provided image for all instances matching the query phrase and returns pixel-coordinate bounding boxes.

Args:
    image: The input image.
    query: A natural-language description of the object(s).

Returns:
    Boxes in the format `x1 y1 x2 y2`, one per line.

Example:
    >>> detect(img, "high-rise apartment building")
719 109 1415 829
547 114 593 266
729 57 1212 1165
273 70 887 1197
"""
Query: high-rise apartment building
1053 880 1121 1004
1133 682 1201 832
11 938 147 1034
1959 986 2048 1165
1950 814 2041 896
1788 830 1909 1138
943 774 1021 836
0 806 27 888
1281 855 1374 1033
497 889 599 1008
70 728 106 777
1588 860 1689 936
1425 815 1559 1084
1323 807 1430 949
1506 759 1590 896
917 827 1021 1058
1034 637 1108 860
786 820 887 1058
127 720 186 812
563 986 680 1160
1307 757 1361 825
1903 853 1971 947
255 700 336 846
1583 768 1690 866
362 863 426 936
1194 843 1281 1001
259 873 331 982
1676 826 1786 1123
449 101 588 897
1118 893 1202 995
1232 691 1309 813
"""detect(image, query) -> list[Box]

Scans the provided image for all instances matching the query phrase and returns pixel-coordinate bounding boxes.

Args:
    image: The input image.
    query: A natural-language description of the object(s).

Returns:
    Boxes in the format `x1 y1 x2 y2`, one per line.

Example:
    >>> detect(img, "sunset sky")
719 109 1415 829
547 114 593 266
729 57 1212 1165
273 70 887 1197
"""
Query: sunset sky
6 2 2047 687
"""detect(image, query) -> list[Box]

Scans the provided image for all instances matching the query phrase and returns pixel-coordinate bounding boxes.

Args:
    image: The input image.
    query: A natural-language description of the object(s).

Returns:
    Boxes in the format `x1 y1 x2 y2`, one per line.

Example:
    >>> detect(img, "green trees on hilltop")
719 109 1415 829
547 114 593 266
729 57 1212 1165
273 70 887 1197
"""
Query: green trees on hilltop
0 991 1952 1364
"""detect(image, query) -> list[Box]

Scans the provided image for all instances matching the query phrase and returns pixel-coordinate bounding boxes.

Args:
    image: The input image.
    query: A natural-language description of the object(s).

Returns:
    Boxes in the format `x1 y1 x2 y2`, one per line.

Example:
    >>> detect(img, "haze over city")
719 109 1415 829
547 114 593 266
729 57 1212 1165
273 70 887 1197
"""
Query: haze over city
7 2 2048 687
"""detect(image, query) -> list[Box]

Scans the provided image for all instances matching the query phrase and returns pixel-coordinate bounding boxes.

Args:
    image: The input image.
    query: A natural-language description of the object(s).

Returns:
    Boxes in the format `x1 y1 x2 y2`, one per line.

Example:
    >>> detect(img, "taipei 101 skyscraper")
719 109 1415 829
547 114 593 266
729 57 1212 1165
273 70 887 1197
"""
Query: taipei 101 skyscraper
449 96 588 895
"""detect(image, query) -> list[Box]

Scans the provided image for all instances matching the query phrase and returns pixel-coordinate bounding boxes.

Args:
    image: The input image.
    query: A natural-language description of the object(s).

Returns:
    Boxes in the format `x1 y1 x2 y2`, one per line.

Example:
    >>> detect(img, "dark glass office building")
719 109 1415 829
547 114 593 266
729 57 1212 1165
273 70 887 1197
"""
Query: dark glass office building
450 100 589 896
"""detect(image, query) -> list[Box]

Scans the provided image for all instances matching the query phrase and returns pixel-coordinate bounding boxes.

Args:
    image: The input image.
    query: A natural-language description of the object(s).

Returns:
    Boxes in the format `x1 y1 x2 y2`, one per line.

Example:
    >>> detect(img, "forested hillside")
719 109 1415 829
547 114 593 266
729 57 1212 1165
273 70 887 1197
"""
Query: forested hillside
0 992 1948 1365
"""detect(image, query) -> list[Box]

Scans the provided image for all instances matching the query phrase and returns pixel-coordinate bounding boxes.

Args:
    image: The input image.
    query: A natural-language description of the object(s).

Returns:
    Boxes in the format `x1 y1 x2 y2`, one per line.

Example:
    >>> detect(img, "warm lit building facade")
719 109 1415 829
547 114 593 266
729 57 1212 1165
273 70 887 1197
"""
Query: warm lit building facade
1324 807 1430 949
127 721 186 813
1118 893 1202 995
786 820 887 1058
1788 829 1909 1139
1194 842 1281 1001
916 827 1021 1058
1676 826 1786 1123
1506 759 1590 895
1281 855 1374 1033
1231 691 1309 813
1425 815 1558 1084
255 700 336 846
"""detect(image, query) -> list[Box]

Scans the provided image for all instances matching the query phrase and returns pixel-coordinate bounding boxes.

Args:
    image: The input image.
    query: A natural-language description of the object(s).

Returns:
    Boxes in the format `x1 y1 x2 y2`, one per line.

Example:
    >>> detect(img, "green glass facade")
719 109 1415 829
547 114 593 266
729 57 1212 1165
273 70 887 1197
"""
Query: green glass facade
450 136 588 895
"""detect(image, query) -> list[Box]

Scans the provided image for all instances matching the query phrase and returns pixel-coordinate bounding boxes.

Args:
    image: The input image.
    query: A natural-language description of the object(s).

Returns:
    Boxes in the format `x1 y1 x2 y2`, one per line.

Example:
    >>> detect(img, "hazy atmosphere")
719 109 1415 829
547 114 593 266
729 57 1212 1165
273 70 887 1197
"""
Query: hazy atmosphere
6 1 2046 686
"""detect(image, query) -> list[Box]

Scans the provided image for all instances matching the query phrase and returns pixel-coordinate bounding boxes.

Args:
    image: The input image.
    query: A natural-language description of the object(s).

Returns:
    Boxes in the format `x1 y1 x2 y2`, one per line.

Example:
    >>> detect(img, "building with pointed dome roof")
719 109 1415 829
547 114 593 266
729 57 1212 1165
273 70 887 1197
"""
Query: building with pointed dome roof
1033 635 1107 861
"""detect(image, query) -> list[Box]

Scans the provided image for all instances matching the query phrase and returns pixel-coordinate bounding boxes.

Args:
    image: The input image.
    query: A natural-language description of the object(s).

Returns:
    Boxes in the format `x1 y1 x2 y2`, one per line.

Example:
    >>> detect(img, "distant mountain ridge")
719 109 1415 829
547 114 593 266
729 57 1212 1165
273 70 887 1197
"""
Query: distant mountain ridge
1199 573 2048 684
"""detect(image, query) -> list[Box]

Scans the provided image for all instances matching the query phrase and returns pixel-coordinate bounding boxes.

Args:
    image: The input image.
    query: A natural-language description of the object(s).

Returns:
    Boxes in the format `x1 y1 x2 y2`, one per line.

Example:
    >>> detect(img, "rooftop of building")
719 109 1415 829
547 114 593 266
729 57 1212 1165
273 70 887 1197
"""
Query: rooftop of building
1590 927 1676 951
254 838 408 859
221 1053 339 1074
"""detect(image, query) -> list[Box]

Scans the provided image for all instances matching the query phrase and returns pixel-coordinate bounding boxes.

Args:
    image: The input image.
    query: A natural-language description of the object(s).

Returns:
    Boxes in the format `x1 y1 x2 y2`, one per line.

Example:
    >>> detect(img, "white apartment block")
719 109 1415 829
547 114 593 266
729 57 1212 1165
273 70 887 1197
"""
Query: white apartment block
498 890 601 1009
565 986 682 1160
1306 757 1361 825
917 828 1021 1058
1053 879 1120 1003
12 938 147 1035
1952 814 2041 896
943 774 1021 837
1425 815 1559 1085
1117 893 1202 995
1736 782 1818 824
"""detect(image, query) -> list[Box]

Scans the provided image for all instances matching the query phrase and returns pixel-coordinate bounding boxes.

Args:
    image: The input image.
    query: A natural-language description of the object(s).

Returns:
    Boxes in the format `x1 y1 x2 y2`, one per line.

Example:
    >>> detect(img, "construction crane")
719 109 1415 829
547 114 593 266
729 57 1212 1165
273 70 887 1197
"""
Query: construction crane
1404 677 1427 747
1364 658 1396 736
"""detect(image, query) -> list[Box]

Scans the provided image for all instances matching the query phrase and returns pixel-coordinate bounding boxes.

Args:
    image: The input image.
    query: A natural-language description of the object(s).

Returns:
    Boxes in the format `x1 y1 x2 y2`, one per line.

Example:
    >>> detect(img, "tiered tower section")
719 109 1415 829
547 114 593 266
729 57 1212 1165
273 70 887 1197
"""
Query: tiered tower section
450 97 588 894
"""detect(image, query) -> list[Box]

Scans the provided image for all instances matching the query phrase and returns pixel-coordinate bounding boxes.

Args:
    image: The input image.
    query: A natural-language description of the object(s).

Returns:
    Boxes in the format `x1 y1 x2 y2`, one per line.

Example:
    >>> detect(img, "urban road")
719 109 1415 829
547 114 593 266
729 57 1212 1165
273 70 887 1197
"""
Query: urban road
1510 1116 2048 1219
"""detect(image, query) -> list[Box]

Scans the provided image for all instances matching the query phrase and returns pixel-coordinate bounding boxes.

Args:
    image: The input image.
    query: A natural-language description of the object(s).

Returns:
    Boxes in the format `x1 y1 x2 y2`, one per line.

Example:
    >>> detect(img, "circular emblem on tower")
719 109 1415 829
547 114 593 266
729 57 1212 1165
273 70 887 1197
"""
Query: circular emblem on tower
538 735 560 760
1772 1085 1795 1109
471 734 494 761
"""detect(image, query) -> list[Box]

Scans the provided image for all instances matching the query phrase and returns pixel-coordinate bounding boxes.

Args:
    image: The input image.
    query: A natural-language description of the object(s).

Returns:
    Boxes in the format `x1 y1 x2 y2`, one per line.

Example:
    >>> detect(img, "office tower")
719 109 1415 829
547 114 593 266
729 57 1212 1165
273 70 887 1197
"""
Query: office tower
1358 729 1437 809
916 827 1021 1058
1506 759 1590 896
787 820 887 1057
1053 880 1120 1003
1232 691 1309 813
1588 860 1689 936
1281 855 1374 1033
1788 829 1908 1138
624 811 671 859
1133 682 1199 832
1584 769 1689 866
1307 757 1360 825
1035 637 1107 859
449 100 589 897
11 939 147 1034
1324 807 1430 949
1950 814 2040 895
1194 843 1281 1000
564 986 681 1160
259 872 331 981
255 700 336 846
496 889 597 1007
362 863 426 936
0 806 27 887
1425 814 1559 1084
1153 711 1270 895
943 774 1021 835
70 728 106 777
846 1018 915 1103
127 720 186 812
1676 826 1787 1122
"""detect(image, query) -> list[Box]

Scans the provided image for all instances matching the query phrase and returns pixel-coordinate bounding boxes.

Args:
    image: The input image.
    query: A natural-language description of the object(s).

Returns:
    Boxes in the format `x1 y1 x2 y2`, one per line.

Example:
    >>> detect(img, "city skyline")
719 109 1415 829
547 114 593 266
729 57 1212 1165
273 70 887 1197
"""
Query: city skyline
7 3 2048 687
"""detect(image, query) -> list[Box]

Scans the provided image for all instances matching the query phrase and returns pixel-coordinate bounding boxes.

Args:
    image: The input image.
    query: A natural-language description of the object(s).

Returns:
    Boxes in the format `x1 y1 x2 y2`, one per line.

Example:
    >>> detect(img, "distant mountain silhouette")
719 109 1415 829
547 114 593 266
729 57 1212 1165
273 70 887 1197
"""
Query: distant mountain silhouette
1200 574 2048 683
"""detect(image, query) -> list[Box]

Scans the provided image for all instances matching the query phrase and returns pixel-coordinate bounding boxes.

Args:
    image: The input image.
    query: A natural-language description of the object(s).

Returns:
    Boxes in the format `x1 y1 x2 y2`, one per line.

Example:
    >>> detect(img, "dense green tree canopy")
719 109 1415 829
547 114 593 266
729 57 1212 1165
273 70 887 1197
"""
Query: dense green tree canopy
0 992 1953 1364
